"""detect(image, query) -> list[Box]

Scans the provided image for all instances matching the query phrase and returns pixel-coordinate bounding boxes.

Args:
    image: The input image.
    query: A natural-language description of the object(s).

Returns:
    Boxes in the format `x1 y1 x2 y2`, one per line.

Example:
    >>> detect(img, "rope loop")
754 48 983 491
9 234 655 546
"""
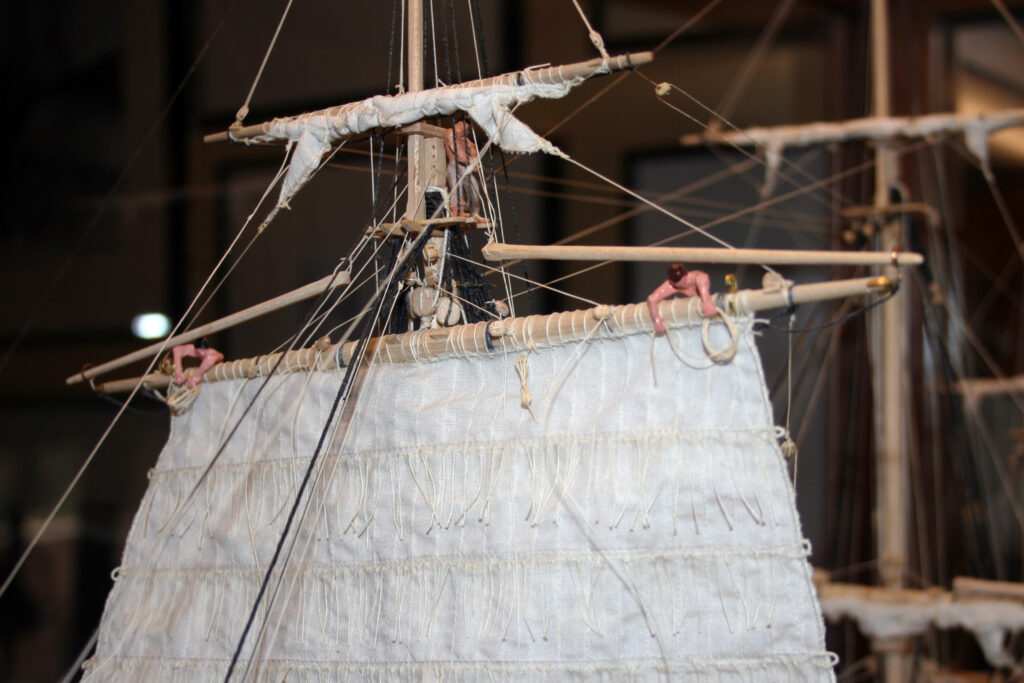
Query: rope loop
166 382 201 416
701 307 739 364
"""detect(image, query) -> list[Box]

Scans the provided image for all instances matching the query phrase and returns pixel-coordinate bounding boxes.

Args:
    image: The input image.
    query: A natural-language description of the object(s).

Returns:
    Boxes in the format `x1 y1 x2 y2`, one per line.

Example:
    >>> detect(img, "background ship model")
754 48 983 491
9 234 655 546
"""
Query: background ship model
2 0 1024 680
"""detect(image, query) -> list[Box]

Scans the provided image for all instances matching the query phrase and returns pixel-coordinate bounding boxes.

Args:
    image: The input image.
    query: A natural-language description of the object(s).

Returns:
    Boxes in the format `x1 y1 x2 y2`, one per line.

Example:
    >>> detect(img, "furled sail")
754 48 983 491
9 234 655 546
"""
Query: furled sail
83 315 835 680
680 109 1024 187
212 53 649 224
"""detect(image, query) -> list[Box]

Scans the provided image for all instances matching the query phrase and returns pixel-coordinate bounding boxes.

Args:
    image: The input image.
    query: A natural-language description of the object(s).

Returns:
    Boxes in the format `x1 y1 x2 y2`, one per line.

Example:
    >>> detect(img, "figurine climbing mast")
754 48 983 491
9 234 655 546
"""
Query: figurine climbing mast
444 120 484 217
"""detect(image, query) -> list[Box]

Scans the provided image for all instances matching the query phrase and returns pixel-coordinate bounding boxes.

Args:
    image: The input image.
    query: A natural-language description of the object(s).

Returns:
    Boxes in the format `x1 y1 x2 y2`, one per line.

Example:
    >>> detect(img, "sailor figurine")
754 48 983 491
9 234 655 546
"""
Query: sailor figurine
444 120 484 217
171 338 224 389
646 263 717 333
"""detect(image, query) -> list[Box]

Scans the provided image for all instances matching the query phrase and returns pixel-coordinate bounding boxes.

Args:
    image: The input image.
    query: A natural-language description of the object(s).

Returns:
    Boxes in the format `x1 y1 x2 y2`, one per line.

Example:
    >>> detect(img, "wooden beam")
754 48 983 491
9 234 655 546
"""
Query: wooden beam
481 242 924 267
365 216 493 238
952 374 1024 399
67 271 350 385
94 275 894 394
954 576 1024 603
203 52 653 145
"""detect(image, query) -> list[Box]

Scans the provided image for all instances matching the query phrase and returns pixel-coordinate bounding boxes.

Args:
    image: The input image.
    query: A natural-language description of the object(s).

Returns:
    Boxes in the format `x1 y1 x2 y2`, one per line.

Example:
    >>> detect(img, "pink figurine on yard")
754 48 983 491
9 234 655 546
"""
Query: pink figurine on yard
646 263 717 333
172 339 224 389
444 120 484 217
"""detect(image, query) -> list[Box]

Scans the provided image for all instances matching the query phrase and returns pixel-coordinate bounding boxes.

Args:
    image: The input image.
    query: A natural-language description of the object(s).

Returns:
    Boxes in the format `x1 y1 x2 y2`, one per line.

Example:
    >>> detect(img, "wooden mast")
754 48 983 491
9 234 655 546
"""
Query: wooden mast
405 0 427 222
869 0 911 678
404 0 450 314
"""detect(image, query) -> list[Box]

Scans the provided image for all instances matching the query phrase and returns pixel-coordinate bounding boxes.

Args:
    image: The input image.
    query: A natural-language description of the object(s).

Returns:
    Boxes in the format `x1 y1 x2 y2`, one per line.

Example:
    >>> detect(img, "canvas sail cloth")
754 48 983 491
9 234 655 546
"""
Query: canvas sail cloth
237 52 650 227
260 76 567 222
84 316 835 680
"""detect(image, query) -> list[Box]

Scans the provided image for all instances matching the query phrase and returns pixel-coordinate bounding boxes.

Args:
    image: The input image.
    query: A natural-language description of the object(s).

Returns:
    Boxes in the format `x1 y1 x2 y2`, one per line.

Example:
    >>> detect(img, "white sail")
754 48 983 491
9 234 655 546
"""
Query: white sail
224 53 648 222
84 317 834 680
680 109 1024 177
817 581 1024 668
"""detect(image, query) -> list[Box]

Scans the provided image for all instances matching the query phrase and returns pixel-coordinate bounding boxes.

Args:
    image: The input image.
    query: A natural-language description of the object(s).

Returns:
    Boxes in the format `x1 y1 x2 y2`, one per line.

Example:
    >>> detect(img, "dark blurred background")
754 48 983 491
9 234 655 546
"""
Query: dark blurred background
2 1 1024 679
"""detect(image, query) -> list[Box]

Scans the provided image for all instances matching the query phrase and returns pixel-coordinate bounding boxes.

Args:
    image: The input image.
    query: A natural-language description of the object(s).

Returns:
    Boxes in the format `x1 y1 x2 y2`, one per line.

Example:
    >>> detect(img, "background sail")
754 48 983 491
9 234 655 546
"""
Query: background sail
84 319 833 680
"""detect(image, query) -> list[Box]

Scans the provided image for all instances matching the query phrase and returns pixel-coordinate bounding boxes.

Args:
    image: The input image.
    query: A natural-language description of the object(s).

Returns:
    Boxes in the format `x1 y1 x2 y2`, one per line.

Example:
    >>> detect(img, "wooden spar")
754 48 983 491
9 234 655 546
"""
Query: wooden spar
819 579 953 606
94 275 892 394
678 109 1024 148
93 373 169 395
952 374 1024 399
202 52 653 144
66 271 351 386
954 576 1024 603
869 0 909 678
481 242 924 267
813 573 1024 672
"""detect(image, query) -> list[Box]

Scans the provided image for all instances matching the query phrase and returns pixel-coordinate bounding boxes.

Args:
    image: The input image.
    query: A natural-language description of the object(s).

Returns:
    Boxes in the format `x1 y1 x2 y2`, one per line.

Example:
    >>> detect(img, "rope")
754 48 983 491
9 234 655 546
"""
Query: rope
701 307 739 364
659 305 739 369
640 70 854 218
539 0 724 138
386 0 401 91
225 226 438 681
990 0 1024 48
0 0 244 383
0 108 290 604
496 140 928 307
715 0 797 121
235 0 297 125
466 0 486 77
782 311 798 483
652 0 727 53
514 355 538 420
165 382 202 416
561 155 748 255
569 0 610 59
446 251 600 308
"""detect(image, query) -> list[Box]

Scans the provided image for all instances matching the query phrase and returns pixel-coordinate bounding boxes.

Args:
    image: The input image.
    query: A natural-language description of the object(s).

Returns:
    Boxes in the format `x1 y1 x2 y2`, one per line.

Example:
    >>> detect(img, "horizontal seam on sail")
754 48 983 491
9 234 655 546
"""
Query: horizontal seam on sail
147 426 781 477
115 541 811 579
86 652 838 670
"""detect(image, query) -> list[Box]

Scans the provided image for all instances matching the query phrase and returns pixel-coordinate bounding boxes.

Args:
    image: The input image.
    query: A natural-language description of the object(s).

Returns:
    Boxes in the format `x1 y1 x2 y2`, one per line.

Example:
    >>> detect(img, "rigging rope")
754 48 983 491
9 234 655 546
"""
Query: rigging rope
715 0 797 122
989 0 1024 49
540 0 725 139
0 0 244 383
0 121 290 604
641 71 856 215
652 0 727 53
224 226 438 681
569 0 610 59
560 154 779 275
235 0 297 125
